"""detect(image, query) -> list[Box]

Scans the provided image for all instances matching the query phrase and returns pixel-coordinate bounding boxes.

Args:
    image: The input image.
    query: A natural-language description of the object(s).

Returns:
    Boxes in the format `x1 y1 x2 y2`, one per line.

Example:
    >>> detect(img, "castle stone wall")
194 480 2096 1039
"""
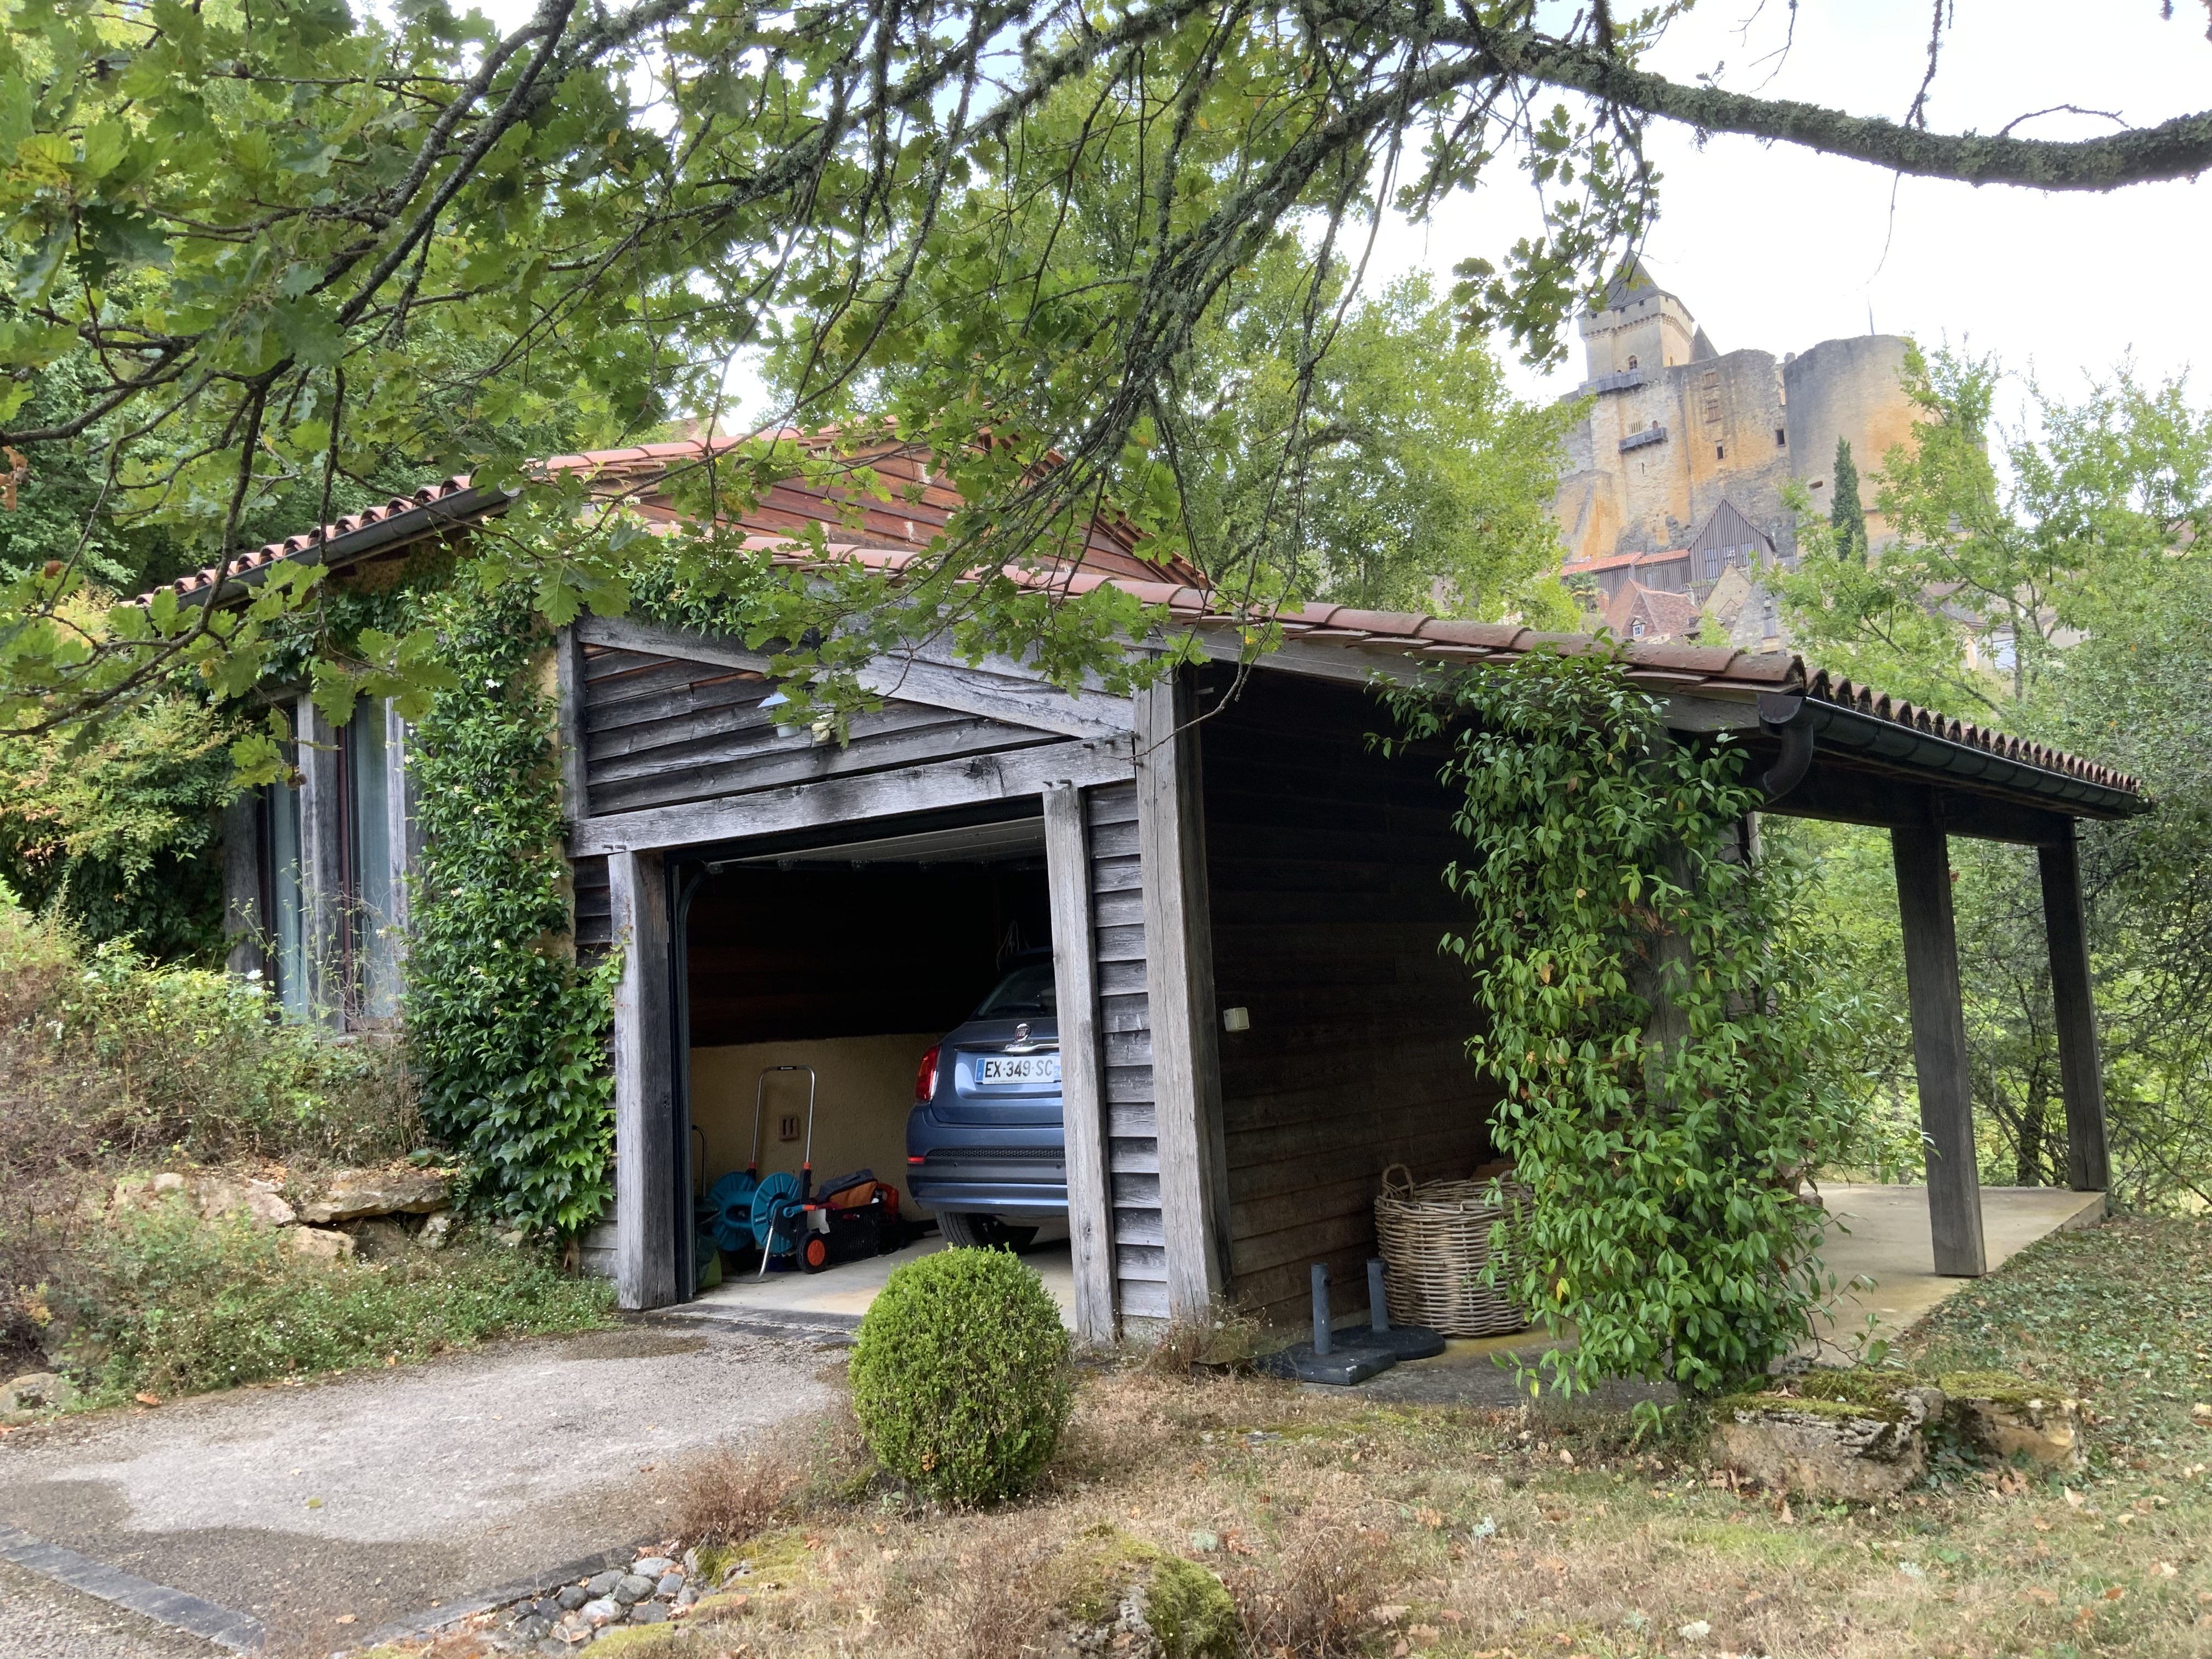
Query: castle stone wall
1550 277 1915 564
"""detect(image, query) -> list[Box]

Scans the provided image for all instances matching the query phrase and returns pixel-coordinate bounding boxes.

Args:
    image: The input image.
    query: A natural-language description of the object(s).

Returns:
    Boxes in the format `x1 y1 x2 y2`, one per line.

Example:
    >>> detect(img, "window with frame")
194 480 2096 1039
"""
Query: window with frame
259 698 408 1024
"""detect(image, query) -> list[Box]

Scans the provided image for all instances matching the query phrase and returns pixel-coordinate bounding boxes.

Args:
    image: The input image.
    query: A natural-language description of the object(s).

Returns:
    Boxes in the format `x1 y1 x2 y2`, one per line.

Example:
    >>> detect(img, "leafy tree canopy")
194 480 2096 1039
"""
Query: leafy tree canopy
5 0 2210 754
1773 347 2212 718
1773 361 2212 1209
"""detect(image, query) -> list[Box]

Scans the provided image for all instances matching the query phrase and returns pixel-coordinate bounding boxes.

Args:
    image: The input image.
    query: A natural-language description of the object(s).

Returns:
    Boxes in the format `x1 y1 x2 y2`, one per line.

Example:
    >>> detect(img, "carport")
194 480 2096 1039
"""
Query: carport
559 596 2144 1340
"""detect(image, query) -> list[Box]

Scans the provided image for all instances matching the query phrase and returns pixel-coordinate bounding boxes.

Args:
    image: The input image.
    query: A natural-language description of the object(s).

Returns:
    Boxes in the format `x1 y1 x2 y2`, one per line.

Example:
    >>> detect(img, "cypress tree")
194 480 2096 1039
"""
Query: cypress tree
1830 437 1869 560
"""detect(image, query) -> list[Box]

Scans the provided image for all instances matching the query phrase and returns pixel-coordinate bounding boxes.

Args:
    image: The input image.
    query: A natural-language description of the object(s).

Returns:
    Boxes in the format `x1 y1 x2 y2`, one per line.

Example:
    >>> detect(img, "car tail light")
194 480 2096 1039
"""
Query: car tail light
913 1043 940 1103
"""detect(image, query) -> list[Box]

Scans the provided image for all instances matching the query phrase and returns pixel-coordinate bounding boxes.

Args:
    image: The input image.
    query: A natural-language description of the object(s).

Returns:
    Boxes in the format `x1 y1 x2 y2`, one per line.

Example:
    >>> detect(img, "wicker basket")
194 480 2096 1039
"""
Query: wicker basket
1373 1164 1533 1337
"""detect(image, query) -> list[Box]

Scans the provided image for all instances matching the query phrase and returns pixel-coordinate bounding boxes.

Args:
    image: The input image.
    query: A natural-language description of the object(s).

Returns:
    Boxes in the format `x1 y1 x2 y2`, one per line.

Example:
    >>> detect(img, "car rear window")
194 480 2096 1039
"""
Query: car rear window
974 962 1057 1017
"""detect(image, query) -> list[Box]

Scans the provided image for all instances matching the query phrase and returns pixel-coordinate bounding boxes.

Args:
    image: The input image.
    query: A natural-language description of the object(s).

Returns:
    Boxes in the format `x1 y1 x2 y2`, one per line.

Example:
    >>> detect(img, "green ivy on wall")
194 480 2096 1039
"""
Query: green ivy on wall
401 583 620 1237
1384 649 1876 1404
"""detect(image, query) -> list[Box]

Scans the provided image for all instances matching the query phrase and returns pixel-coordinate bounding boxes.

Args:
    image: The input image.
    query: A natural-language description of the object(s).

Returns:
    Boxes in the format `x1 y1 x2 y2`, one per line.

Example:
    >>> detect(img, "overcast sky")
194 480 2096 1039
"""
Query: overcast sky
1380 1 2212 422
668 1 2211 430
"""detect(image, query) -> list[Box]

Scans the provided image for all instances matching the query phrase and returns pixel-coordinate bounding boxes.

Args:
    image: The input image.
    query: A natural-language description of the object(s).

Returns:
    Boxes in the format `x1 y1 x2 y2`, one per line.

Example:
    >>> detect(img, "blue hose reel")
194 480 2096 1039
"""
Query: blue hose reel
704 1170 759 1254
749 1171 806 1258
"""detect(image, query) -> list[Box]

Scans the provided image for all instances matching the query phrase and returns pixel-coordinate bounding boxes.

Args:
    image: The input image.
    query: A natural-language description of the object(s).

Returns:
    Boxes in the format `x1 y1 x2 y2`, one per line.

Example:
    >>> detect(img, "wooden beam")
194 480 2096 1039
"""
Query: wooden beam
1136 672 1232 1319
611 849 682 1311
2039 827 2111 1196
569 737 1135 855
1044 783 1118 1345
575 614 1135 743
295 695 346 1029
1764 766 2072 847
1891 824 1987 1277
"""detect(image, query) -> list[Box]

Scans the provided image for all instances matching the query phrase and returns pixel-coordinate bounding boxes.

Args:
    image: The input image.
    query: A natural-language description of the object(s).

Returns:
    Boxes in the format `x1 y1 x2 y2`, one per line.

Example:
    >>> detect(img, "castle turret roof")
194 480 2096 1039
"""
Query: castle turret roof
1594 256 1672 314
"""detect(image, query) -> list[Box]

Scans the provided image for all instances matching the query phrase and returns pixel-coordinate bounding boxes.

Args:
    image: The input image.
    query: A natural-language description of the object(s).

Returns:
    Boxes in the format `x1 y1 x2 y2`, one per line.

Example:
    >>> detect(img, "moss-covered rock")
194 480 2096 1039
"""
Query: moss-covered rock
1710 1372 1945 1501
1939 1370 2084 1469
1050 1526 1237 1659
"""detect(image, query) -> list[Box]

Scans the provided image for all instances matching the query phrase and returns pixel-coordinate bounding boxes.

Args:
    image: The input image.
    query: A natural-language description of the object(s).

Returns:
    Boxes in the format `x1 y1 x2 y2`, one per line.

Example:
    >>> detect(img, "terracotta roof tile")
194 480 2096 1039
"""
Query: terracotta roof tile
155 448 2142 803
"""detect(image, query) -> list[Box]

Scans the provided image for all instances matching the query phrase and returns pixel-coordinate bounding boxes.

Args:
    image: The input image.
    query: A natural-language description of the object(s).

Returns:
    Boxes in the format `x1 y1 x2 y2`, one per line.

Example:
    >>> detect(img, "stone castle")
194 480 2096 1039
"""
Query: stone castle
1551 262 1917 572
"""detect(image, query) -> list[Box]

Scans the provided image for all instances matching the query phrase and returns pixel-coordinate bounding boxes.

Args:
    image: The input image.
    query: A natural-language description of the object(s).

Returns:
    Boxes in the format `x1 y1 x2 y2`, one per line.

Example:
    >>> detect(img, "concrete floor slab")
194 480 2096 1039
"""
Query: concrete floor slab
1327 1183 2106 1404
1808 1182 2106 1359
684 1233 1076 1328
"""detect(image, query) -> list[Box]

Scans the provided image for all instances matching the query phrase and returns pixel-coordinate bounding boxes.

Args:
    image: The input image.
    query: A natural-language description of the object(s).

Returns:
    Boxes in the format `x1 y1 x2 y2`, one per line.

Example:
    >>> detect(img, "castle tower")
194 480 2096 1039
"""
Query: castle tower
1549 262 1915 568
1576 259 1718 382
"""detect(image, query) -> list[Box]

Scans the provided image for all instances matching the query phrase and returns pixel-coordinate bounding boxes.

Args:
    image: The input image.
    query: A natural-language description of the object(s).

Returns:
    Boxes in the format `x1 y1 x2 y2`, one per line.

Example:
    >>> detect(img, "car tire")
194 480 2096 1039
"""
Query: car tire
936 1212 1040 1252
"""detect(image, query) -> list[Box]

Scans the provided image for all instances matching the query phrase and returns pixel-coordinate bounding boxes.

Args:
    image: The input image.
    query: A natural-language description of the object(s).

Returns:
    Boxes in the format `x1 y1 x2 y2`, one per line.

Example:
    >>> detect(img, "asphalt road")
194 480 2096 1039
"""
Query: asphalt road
0 1556 222 1659
0 1319 834 1648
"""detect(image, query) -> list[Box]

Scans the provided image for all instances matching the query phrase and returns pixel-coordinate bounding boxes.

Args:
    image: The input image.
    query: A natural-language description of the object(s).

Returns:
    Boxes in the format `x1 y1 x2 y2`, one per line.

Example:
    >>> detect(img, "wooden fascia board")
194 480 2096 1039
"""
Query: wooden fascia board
568 736 1137 856
575 614 1133 744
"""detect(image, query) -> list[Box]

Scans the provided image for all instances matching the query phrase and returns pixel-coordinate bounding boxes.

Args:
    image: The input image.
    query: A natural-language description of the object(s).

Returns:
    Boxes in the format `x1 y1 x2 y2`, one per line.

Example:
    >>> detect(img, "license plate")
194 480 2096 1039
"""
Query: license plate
977 1053 1060 1086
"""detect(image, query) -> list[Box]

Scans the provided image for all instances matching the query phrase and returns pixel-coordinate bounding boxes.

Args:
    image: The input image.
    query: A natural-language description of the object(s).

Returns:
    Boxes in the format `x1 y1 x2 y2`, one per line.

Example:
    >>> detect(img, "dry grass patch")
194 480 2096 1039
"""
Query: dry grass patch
365 1222 2212 1657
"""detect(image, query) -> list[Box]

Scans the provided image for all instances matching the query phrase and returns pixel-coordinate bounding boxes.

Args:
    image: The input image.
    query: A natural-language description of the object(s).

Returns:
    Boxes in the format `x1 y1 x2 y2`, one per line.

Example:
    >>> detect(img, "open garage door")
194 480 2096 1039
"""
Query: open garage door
674 805 1070 1304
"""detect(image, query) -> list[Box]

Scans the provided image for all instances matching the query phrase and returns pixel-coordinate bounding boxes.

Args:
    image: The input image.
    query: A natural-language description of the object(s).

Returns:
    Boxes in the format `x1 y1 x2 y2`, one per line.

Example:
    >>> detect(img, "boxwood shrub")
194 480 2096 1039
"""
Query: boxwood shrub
848 1245 1073 1506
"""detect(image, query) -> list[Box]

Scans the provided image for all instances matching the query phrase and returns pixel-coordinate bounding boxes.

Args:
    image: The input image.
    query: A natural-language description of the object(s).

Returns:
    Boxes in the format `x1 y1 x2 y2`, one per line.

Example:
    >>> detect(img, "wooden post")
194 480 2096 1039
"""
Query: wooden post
2038 827 2111 1195
1044 782 1118 1345
611 848 681 1310
1891 823 1987 1277
554 624 590 830
1136 670 1231 1321
295 695 347 1029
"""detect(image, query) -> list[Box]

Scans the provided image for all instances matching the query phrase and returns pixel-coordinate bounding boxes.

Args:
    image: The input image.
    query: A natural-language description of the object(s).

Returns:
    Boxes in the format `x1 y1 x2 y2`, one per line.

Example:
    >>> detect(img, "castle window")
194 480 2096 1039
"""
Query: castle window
1716 444 1725 461
1626 356 1638 370
1775 427 1787 447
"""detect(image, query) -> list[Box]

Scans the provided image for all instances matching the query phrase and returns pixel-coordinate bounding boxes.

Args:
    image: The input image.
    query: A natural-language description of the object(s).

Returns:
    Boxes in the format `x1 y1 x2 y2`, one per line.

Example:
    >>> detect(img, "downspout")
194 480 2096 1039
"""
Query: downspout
1755 690 1816 801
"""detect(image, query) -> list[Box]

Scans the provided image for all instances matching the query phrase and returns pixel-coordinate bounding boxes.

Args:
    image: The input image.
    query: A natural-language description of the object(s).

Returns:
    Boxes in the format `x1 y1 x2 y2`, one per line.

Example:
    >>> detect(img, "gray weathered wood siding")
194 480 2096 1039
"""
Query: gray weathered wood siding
578 641 1070 821
1090 780 1167 1323
1198 668 1500 1328
573 854 613 954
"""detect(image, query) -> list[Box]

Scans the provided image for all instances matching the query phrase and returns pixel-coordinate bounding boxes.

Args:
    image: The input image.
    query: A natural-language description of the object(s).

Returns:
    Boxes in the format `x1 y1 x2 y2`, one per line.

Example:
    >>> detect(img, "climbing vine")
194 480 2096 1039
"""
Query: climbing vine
400 582 619 1236
1384 650 1874 1402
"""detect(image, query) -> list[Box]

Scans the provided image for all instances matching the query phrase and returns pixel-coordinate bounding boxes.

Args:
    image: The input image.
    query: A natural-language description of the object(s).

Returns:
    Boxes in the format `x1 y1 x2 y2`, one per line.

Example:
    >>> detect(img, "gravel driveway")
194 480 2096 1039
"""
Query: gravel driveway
0 1318 836 1649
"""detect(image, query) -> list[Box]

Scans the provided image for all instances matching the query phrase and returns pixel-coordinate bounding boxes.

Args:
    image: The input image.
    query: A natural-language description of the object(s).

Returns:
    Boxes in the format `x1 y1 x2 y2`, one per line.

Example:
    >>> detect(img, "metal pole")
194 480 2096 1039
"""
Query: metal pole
1311 1263 1332 1356
1368 1258 1389 1331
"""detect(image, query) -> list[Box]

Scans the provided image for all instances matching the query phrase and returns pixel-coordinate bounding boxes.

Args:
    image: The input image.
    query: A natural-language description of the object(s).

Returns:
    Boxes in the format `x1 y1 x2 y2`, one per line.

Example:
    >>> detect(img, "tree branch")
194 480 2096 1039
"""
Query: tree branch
1474 26 2212 189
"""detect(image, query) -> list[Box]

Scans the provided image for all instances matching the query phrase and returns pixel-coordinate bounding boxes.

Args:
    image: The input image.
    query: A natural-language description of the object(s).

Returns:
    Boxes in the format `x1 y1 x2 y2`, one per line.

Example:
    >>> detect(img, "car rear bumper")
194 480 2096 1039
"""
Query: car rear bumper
907 1147 1067 1215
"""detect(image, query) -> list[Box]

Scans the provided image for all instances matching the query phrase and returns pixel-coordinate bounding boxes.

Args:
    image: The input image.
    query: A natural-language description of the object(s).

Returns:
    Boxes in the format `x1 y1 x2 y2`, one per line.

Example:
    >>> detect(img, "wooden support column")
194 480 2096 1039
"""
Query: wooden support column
610 848 681 1311
1136 670 1231 1321
2039 826 2111 1195
295 695 347 1029
554 624 590 829
1891 823 1987 1277
1044 782 1118 1345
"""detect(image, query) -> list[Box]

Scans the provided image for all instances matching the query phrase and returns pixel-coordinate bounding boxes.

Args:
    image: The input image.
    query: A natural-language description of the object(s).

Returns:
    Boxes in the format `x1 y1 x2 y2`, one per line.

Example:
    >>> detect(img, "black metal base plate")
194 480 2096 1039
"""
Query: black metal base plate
1261 1342 1398 1386
1355 1325 1447 1361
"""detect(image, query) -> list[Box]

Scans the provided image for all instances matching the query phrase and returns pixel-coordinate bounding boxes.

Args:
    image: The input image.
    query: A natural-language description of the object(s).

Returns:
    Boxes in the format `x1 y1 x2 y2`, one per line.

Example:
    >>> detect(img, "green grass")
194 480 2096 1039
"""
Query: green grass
50 1201 613 1402
1901 1213 2212 1468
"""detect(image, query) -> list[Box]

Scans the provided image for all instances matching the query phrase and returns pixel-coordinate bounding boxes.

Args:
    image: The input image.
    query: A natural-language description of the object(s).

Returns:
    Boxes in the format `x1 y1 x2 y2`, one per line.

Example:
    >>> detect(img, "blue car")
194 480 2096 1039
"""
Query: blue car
906 951 1065 1249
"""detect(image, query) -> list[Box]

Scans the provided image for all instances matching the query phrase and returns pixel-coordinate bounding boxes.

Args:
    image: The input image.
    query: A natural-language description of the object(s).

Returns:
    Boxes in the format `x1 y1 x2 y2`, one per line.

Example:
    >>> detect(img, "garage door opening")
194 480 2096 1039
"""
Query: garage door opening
675 807 1075 1322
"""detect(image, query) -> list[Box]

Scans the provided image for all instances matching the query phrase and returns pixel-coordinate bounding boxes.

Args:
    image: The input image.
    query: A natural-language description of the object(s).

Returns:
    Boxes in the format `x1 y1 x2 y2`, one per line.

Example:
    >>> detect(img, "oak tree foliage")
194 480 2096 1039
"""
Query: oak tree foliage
4 0 2209 753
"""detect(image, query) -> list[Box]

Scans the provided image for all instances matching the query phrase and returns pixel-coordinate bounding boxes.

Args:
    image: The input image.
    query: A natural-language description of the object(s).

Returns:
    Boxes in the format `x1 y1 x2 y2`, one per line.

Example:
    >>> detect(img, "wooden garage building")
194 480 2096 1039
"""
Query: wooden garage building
202 441 2147 1341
